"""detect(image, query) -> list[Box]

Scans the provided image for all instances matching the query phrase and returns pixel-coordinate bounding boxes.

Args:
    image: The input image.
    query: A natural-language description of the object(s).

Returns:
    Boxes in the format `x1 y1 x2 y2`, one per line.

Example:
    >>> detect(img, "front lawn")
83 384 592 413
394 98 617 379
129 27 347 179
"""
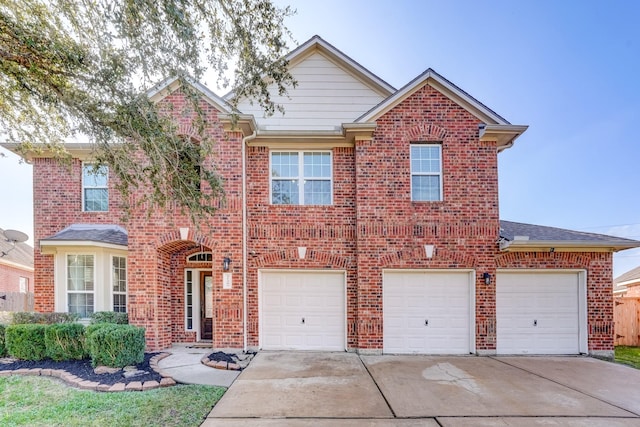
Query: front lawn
0 376 224 427
615 346 640 369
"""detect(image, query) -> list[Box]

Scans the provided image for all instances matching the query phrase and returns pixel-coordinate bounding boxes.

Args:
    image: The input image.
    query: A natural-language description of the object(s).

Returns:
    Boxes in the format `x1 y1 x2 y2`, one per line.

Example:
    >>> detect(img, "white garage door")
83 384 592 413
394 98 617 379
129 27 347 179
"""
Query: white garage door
383 270 473 354
497 272 582 355
260 271 345 351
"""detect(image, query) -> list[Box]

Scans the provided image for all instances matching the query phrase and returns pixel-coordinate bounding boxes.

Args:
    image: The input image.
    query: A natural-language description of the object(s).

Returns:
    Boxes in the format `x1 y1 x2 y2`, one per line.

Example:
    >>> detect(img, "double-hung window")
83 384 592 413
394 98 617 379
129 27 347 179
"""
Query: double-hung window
67 254 94 318
82 164 108 211
112 256 127 313
271 151 332 205
410 144 442 201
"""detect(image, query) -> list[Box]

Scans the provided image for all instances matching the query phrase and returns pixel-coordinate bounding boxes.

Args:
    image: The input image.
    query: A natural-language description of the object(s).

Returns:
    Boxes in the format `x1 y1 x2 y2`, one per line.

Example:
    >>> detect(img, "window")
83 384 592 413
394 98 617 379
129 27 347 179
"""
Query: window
112 256 127 313
82 164 108 211
67 254 94 318
185 270 194 330
187 252 212 263
411 144 442 201
271 151 332 205
19 277 28 293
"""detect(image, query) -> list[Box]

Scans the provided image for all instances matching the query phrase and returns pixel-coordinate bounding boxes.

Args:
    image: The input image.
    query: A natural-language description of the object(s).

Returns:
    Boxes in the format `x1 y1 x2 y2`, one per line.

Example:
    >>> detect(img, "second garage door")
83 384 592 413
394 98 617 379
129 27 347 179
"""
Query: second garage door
496 271 585 355
383 270 474 354
260 270 345 351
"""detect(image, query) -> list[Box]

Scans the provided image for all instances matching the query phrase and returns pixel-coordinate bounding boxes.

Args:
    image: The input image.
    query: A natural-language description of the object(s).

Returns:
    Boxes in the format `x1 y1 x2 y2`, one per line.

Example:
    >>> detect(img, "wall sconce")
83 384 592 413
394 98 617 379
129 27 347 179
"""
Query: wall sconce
483 272 491 285
222 257 232 272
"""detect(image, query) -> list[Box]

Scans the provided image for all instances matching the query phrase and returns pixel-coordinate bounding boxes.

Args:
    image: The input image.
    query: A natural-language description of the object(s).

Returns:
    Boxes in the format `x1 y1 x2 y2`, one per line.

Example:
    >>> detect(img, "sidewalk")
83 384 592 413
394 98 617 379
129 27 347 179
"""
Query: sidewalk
157 345 240 387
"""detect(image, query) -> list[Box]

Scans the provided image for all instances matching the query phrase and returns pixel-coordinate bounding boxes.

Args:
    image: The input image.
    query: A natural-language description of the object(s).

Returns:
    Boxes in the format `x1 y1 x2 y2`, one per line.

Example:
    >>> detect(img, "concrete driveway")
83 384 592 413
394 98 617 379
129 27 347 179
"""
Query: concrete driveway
203 352 640 426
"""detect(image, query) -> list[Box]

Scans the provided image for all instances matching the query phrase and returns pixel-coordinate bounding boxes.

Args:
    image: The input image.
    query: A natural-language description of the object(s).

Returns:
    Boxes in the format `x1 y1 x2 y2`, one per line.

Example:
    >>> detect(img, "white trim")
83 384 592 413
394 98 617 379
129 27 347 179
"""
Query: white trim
65 253 96 319
269 150 333 206
40 240 127 251
184 268 212 341
0 258 34 272
496 269 588 355
81 163 109 212
258 269 347 351
382 268 476 355
410 143 443 202
110 255 127 313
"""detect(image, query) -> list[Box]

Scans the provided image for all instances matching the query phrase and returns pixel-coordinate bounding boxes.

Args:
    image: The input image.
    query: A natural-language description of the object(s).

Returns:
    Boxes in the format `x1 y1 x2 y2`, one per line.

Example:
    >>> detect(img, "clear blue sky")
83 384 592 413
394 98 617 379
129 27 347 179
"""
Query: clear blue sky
1 0 639 276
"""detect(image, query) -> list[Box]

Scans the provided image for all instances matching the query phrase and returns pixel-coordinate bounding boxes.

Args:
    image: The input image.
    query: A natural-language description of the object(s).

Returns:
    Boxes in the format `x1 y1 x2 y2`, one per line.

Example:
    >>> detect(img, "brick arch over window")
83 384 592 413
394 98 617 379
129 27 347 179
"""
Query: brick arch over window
406 123 448 142
156 229 216 253
252 248 350 269
380 246 477 268
177 125 203 143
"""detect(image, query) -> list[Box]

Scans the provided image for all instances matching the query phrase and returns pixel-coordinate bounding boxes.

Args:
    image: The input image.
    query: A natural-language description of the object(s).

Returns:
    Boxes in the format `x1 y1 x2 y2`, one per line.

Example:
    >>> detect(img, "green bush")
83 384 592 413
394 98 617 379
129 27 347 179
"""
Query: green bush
5 324 47 361
89 311 128 325
12 312 79 325
45 323 86 361
0 324 6 357
86 324 145 368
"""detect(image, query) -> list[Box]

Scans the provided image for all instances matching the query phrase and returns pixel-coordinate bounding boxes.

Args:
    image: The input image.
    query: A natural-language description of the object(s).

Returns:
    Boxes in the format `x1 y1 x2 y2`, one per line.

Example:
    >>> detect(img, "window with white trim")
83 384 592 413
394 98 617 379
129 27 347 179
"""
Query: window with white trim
82 164 109 211
19 277 28 293
410 144 442 201
271 151 332 205
112 256 127 313
67 254 94 318
185 270 194 330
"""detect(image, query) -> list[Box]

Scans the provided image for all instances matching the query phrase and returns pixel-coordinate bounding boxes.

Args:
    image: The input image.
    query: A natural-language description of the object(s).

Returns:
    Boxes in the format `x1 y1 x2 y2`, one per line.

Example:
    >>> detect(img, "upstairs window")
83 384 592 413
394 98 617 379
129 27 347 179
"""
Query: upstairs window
82 164 108 211
271 151 332 205
411 144 442 201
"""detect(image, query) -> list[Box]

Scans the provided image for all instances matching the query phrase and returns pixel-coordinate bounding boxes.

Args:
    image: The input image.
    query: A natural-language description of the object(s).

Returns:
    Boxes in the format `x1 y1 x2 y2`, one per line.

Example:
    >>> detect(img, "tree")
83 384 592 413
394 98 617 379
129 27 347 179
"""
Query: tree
0 0 295 222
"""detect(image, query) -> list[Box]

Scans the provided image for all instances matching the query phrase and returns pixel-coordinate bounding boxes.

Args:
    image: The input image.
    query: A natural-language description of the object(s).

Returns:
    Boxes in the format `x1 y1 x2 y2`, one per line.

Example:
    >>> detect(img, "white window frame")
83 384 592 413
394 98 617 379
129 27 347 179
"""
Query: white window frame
410 143 443 202
111 255 127 313
270 150 333 205
82 163 109 212
66 253 96 319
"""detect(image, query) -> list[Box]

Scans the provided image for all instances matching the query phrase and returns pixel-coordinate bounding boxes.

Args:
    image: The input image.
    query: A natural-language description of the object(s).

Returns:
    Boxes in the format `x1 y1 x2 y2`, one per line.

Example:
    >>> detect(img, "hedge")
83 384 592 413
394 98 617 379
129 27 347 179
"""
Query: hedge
0 324 6 357
12 312 79 325
45 323 86 361
86 324 145 368
89 311 128 325
5 324 47 361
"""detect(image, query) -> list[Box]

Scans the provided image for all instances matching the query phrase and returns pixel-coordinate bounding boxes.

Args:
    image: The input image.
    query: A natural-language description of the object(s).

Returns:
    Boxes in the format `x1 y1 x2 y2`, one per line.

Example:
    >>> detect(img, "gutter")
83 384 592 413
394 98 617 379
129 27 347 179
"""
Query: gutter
499 239 640 253
241 129 257 353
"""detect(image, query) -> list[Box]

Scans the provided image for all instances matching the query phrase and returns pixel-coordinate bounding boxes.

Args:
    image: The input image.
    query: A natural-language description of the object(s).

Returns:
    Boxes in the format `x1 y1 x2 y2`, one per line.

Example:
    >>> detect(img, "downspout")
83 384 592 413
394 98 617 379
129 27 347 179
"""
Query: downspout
242 129 257 352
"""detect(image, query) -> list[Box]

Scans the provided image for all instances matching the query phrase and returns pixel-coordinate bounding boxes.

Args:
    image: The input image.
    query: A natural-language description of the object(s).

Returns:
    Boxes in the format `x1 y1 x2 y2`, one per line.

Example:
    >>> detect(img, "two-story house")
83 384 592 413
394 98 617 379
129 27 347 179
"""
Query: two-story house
4 36 639 357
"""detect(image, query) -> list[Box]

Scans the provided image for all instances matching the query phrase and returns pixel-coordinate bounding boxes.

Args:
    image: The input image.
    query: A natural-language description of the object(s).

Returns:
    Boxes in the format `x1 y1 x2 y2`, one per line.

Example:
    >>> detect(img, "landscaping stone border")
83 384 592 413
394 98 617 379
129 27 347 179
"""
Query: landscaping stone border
0 353 176 392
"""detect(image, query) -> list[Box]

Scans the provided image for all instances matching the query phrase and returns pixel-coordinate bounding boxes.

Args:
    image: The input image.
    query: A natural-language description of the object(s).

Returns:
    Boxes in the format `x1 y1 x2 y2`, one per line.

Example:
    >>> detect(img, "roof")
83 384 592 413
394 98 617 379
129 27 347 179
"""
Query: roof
146 75 233 114
499 220 640 252
40 224 128 249
614 265 640 286
0 228 33 270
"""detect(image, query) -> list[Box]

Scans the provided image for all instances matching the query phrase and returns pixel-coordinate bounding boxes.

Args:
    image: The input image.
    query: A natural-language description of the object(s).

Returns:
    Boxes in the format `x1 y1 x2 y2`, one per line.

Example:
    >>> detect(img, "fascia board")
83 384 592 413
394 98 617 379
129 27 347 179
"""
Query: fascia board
0 258 34 272
500 240 640 253
40 240 128 251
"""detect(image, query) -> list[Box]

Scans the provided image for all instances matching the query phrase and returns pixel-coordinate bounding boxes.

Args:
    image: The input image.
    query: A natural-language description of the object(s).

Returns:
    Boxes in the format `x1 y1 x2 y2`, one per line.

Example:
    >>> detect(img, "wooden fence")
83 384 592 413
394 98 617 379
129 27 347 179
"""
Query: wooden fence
614 297 640 346
0 292 34 313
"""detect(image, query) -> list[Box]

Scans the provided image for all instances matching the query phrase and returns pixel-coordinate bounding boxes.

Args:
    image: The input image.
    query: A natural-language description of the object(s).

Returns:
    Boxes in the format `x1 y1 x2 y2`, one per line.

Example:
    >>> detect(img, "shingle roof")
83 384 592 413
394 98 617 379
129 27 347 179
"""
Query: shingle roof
614 265 640 286
42 224 128 247
500 220 638 244
0 228 33 268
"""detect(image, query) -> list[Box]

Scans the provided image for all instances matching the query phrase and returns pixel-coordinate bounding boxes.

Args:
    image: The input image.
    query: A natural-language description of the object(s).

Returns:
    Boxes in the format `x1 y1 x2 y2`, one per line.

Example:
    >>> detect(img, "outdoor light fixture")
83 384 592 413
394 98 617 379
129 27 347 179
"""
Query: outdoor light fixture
483 272 491 285
222 257 232 271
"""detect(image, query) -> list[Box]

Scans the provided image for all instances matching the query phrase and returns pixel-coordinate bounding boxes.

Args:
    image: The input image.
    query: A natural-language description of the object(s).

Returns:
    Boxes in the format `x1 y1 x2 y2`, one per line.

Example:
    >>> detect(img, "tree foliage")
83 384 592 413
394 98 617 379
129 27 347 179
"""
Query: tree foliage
0 0 295 222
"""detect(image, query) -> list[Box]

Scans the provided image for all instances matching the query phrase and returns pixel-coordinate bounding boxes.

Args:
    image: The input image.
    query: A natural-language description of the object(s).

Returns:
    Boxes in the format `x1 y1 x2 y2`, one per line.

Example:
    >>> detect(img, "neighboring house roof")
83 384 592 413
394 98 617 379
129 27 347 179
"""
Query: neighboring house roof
0 228 33 271
614 265 640 294
499 220 640 252
40 224 128 250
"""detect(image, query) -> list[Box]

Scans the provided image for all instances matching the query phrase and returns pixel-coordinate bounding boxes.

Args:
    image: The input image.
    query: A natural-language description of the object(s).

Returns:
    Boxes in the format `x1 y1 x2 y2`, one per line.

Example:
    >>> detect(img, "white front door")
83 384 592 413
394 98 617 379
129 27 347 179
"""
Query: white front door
497 271 583 355
260 271 345 351
383 270 474 354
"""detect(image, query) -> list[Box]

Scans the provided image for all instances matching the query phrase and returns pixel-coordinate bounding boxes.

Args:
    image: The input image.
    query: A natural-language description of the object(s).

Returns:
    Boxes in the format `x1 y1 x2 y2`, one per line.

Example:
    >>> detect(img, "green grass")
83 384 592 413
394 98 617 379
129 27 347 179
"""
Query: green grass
615 346 640 369
0 376 225 427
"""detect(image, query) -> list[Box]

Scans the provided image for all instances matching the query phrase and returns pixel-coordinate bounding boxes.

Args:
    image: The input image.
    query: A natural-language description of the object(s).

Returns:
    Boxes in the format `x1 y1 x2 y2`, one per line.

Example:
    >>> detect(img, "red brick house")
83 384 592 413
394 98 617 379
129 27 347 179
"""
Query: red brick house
4 36 639 357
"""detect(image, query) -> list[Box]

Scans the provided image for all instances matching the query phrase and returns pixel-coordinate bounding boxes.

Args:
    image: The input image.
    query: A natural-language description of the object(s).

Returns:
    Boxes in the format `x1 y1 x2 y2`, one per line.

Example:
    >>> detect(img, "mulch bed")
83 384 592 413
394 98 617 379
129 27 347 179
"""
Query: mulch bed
0 353 163 386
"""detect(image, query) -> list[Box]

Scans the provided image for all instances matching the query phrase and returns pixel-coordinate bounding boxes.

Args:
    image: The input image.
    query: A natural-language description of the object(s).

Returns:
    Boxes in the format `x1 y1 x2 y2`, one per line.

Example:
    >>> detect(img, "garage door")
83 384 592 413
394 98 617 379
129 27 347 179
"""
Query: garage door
260 271 345 351
497 272 582 355
383 270 473 354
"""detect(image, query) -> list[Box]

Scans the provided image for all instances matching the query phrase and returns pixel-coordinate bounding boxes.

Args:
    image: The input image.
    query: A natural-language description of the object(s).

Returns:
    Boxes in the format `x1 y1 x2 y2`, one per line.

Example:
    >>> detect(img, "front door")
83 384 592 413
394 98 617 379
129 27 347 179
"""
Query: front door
200 272 213 341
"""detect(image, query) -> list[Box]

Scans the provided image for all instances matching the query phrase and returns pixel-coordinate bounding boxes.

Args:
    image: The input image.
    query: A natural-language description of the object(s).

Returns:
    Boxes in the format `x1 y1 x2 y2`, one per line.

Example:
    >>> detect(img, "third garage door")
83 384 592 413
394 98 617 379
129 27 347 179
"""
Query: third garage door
497 271 583 355
383 270 474 354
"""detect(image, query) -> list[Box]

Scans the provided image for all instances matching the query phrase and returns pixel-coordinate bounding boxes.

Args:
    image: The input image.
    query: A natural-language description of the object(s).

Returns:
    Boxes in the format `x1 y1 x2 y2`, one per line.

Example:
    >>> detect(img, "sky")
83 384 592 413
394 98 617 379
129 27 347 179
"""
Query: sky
1 0 639 276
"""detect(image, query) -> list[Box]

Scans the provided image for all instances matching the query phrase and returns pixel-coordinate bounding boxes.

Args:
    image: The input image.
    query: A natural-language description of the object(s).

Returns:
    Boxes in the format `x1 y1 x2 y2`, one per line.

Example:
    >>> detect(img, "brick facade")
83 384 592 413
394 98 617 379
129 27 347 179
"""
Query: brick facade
26 63 619 354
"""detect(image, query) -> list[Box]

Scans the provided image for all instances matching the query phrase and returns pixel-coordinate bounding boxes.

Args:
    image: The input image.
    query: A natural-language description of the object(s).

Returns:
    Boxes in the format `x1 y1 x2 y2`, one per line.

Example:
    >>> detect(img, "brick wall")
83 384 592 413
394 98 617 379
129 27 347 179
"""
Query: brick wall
0 264 33 293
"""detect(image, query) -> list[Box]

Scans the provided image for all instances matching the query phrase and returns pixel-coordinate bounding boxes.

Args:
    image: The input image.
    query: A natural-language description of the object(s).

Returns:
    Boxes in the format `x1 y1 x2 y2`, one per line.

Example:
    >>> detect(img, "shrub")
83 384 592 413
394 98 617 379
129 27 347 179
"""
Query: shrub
45 323 86 361
86 324 145 368
0 324 6 357
12 312 79 325
5 324 47 361
89 311 128 325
